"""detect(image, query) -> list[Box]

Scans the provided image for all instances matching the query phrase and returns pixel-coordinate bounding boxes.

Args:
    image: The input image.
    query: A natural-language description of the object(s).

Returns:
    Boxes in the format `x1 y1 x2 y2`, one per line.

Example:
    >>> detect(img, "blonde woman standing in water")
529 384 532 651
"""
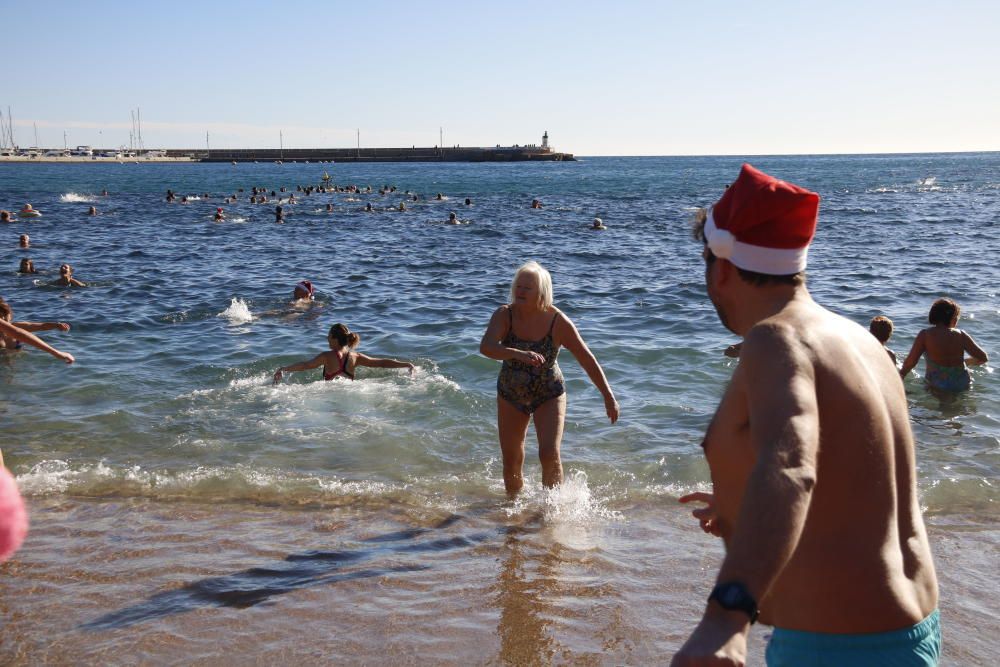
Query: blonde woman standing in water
480 261 619 495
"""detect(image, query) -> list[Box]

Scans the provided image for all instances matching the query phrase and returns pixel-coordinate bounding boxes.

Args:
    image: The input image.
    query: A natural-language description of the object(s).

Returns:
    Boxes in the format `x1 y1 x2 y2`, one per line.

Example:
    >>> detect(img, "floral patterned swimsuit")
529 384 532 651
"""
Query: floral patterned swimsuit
497 306 565 414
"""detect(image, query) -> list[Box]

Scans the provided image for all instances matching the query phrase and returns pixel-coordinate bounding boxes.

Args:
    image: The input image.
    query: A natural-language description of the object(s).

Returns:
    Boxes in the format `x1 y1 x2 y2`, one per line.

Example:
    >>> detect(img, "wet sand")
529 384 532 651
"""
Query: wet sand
1 497 994 665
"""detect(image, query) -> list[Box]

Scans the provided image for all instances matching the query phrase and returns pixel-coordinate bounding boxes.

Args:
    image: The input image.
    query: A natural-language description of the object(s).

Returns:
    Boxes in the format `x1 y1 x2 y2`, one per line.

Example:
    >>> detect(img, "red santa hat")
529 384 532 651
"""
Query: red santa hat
704 164 820 275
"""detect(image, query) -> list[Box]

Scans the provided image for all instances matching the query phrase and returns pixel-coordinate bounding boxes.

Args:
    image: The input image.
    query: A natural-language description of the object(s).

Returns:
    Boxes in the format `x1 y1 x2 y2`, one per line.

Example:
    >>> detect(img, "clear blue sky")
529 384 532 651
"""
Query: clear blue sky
3 0 998 155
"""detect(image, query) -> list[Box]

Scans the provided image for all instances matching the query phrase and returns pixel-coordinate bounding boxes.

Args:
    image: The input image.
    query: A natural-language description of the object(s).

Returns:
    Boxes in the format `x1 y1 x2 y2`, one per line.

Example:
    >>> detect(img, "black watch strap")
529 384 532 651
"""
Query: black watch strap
708 582 759 624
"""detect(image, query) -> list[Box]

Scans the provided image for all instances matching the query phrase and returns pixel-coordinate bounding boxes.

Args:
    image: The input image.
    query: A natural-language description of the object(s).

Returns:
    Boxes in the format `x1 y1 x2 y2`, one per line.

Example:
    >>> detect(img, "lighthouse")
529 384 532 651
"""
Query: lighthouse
541 131 549 150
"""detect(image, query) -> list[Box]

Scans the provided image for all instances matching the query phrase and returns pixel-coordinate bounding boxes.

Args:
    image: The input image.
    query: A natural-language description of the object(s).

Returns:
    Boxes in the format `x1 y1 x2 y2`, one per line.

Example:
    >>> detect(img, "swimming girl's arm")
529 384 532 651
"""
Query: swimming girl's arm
961 331 988 366
555 312 620 424
69 278 87 287
273 352 327 384
899 330 926 378
0 320 74 364
479 307 543 366
12 321 71 333
354 353 415 371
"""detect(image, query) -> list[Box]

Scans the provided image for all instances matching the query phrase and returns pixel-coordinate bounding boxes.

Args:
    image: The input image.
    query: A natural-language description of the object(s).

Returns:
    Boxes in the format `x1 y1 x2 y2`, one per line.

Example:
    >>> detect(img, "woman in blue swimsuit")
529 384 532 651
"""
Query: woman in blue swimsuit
480 261 619 495
272 323 415 385
900 298 988 393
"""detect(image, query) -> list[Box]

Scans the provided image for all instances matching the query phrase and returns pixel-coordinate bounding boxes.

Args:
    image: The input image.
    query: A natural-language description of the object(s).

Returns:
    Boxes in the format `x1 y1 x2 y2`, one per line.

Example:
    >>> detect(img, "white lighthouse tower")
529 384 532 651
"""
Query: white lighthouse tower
541 131 550 150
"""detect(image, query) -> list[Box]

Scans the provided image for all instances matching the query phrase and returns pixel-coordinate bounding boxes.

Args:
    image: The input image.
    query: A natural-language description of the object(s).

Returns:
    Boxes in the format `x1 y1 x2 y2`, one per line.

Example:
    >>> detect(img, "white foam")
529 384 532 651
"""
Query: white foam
218 297 254 323
59 192 97 203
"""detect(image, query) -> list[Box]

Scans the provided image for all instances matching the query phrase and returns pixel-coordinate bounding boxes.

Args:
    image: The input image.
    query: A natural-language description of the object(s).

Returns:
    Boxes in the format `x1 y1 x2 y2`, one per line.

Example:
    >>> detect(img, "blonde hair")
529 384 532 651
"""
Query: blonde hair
510 261 553 310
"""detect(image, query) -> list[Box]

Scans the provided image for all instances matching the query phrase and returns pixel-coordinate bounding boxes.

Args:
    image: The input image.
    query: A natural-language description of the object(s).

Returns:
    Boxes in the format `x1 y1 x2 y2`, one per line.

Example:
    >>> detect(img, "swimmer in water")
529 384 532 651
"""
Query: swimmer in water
326 203 334 213
448 212 461 225
0 299 74 361
869 315 898 365
275 206 285 223
101 189 109 196
591 217 607 230
214 208 226 222
273 322 415 385
365 203 373 212
900 297 989 393
292 281 316 303
531 199 543 209
0 211 11 223
398 202 407 212
19 204 41 218
19 235 29 249
17 259 36 274
88 206 97 216
53 264 87 287
166 189 175 202
436 193 444 201
465 198 472 206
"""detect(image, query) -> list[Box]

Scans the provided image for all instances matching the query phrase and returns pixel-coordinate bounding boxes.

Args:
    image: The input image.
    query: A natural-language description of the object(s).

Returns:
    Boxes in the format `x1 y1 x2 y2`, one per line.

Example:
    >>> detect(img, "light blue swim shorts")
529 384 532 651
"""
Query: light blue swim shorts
765 609 941 666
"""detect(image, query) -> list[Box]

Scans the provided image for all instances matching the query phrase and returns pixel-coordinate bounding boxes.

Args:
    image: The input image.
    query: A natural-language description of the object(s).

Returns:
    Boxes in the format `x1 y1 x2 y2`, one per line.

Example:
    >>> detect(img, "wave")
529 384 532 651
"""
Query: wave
60 192 97 203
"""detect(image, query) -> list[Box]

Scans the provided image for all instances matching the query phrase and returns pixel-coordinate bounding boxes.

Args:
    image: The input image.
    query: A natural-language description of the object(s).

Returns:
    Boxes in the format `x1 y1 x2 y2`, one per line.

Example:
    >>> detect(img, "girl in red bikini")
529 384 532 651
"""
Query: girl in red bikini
272 323 414 385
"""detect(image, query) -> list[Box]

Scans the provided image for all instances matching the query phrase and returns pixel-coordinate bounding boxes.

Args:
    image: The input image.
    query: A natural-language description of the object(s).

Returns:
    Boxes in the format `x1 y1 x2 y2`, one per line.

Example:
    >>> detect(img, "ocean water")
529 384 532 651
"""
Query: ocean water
1 155 997 664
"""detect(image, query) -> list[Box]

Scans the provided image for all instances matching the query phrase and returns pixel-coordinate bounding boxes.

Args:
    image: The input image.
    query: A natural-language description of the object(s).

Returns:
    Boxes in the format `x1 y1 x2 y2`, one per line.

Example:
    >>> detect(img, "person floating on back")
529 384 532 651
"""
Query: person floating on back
273 323 414 385
899 298 988 393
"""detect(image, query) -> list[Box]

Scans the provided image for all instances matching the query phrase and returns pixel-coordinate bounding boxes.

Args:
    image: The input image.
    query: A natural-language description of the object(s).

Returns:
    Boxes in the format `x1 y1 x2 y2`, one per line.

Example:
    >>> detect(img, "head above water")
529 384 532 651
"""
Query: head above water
18 258 34 273
293 280 315 300
869 315 894 343
928 298 960 326
328 323 360 349
509 261 553 310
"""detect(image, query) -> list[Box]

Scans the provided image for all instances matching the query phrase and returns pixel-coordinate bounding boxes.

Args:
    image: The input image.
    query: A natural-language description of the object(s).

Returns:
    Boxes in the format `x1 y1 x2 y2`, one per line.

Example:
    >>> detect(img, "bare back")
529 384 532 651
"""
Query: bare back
922 326 971 366
704 300 938 632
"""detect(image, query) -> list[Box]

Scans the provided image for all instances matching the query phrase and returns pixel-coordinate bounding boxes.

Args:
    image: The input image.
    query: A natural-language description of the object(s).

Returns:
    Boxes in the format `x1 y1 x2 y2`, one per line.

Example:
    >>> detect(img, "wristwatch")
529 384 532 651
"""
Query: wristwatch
708 582 759 624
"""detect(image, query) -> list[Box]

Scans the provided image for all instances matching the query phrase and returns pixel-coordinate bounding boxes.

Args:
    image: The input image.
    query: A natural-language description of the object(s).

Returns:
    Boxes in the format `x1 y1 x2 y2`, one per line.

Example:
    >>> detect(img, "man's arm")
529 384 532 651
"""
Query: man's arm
716 322 819 597
673 323 818 665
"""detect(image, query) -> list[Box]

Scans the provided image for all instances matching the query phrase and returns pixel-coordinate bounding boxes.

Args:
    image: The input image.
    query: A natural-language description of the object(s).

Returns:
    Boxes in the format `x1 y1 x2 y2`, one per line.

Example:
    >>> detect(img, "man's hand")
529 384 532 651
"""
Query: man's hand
671 606 749 666
679 492 721 537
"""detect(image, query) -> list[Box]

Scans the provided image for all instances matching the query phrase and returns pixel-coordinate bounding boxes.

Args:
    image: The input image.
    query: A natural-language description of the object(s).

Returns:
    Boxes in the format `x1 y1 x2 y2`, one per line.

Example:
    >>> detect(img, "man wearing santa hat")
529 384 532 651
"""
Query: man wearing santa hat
672 165 940 666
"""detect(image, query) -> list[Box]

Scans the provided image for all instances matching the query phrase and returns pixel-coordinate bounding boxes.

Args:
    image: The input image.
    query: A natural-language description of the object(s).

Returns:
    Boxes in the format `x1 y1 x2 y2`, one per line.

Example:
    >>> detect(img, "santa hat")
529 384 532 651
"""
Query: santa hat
704 164 820 275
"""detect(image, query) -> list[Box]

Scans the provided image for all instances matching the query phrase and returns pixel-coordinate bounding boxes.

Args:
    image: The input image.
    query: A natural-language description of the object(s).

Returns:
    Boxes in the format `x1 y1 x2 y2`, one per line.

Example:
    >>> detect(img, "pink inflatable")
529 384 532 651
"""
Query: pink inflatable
0 467 28 562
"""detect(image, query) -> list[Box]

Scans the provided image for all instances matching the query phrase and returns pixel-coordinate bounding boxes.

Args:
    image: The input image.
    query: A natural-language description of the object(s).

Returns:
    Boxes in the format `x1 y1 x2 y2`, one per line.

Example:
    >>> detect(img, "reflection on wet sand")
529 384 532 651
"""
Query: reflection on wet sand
494 527 557 665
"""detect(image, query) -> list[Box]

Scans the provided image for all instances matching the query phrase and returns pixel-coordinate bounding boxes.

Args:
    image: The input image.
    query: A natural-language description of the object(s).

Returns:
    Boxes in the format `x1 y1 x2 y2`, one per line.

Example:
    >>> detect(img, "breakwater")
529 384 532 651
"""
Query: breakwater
172 145 575 163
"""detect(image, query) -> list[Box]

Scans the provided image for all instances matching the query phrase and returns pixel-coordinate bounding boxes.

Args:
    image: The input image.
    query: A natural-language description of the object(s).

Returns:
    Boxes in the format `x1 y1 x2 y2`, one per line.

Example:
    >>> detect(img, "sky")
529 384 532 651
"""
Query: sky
2 0 998 155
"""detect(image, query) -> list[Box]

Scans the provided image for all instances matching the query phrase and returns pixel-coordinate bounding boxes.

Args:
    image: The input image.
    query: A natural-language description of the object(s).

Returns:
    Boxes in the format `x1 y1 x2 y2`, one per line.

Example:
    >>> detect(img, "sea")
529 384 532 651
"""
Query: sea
1 154 997 665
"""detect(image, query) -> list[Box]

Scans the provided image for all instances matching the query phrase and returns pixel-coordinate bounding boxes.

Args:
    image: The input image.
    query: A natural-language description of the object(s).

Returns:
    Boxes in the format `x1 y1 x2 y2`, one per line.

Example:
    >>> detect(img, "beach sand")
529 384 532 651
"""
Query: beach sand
1 496 994 665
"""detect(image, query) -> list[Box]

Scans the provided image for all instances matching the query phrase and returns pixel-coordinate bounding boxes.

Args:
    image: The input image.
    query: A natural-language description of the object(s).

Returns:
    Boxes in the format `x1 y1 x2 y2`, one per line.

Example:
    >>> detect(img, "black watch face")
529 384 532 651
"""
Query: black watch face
721 585 743 606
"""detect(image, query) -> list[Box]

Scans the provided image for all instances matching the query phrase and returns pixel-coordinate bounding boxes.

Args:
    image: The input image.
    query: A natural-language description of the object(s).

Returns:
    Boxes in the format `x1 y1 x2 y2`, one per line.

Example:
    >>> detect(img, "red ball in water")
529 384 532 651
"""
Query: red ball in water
0 467 28 562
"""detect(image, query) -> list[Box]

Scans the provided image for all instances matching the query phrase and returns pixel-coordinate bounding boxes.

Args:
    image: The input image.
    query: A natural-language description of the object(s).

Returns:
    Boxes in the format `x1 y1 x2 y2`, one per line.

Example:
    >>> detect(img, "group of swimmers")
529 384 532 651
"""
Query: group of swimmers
162 180 609 229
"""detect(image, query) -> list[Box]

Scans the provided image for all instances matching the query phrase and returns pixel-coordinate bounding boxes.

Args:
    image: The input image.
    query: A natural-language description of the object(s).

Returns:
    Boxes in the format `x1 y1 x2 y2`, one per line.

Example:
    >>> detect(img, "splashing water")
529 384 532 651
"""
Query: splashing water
218 298 254 323
59 192 97 203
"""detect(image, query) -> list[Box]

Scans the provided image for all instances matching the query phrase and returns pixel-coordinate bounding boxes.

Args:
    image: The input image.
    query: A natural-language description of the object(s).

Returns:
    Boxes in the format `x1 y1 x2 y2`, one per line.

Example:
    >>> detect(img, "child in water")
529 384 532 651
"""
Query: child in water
273 323 414 385
900 298 988 392
869 315 898 365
